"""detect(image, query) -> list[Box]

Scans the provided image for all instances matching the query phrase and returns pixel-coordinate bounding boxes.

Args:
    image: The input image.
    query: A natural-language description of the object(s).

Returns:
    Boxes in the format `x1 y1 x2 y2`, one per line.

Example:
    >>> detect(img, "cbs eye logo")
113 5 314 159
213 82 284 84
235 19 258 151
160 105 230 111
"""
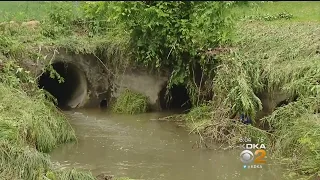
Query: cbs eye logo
240 149 266 164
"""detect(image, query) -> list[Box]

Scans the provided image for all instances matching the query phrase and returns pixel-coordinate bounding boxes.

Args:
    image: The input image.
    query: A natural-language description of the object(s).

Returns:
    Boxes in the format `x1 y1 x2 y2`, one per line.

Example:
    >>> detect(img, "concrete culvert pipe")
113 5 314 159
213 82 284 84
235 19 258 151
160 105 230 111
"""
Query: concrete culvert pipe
38 62 87 109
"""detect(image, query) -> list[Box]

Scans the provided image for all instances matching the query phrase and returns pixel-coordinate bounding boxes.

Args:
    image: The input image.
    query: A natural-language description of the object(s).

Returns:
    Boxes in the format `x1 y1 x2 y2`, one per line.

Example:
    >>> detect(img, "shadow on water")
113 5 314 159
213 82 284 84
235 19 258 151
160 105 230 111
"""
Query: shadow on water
50 109 284 180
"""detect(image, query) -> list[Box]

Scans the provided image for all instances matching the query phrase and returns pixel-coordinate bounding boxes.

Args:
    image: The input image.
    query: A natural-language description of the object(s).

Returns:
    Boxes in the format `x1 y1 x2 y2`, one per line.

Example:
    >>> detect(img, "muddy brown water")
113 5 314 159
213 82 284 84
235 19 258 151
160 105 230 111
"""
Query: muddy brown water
50 109 284 180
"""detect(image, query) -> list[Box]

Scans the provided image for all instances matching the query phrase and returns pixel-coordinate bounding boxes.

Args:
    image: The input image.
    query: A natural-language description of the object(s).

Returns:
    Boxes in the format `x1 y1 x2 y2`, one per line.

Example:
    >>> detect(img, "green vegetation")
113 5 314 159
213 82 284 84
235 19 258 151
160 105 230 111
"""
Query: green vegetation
1 1 320 180
81 1 235 104
265 97 320 177
0 62 95 179
0 2 96 179
232 1 320 22
186 2 320 179
0 81 75 153
0 1 51 22
0 1 82 22
112 89 148 114
204 21 320 179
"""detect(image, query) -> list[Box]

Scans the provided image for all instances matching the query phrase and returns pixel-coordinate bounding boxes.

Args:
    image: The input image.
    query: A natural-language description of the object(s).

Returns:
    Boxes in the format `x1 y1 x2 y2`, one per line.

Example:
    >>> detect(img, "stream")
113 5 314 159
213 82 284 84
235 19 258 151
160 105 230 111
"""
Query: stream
50 109 284 180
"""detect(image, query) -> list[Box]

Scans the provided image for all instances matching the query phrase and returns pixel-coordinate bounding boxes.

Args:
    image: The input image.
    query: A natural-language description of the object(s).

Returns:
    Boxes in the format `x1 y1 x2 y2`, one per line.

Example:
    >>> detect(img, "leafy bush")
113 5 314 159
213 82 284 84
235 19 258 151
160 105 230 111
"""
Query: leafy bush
81 2 236 105
41 2 85 38
112 89 148 114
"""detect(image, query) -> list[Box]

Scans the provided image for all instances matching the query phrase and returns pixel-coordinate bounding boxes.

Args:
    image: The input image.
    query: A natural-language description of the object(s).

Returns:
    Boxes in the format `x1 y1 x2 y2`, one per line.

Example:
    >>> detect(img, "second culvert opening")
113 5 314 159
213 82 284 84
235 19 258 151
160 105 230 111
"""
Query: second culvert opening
38 62 87 109
159 84 192 111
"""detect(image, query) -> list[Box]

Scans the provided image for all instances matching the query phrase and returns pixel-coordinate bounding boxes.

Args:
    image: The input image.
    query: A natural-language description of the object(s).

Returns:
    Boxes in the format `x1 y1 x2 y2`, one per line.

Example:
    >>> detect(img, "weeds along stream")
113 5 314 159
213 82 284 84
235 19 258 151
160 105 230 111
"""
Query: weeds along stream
1 1 320 180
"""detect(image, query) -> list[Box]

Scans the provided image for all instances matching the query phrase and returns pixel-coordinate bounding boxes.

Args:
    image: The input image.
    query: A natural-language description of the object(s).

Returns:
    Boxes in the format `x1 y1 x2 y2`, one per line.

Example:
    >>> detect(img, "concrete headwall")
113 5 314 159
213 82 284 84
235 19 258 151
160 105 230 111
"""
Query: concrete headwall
25 48 170 109
256 88 292 120
24 48 294 114
112 70 169 111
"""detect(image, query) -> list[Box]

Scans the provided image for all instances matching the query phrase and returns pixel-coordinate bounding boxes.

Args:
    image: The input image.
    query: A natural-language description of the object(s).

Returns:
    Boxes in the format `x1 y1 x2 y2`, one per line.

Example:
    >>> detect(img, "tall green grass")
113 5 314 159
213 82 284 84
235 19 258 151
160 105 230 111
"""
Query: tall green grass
112 89 148 114
232 1 320 22
264 97 320 177
0 83 76 152
192 20 320 179
0 141 51 180
0 59 95 179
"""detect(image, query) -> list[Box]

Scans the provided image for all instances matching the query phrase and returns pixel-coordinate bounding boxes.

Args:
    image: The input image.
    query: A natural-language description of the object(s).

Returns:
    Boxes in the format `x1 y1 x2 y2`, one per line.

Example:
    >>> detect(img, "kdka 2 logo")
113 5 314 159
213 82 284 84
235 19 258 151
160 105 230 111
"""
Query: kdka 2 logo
240 143 267 165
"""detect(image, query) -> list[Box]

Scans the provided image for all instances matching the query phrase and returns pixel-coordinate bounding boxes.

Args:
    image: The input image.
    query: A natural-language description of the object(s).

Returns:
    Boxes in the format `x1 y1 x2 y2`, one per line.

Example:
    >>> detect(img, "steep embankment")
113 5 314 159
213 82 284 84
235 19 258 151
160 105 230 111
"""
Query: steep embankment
239 21 320 178
203 4 320 179
0 61 96 179
188 21 320 179
0 4 99 179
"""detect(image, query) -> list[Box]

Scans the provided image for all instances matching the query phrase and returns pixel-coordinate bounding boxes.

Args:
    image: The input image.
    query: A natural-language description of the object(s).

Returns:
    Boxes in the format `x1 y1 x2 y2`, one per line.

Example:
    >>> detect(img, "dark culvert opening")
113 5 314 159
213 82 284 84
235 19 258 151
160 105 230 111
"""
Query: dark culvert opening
276 99 290 108
38 62 87 109
275 95 299 108
100 99 108 108
159 84 192 112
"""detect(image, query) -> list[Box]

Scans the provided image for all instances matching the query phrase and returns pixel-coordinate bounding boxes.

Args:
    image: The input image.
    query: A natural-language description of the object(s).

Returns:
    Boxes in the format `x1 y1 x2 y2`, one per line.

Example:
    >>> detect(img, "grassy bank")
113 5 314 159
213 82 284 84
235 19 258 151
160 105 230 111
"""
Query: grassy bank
0 2 135 179
0 2 98 179
0 63 96 179
209 21 320 179
185 2 320 179
1 1 320 180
